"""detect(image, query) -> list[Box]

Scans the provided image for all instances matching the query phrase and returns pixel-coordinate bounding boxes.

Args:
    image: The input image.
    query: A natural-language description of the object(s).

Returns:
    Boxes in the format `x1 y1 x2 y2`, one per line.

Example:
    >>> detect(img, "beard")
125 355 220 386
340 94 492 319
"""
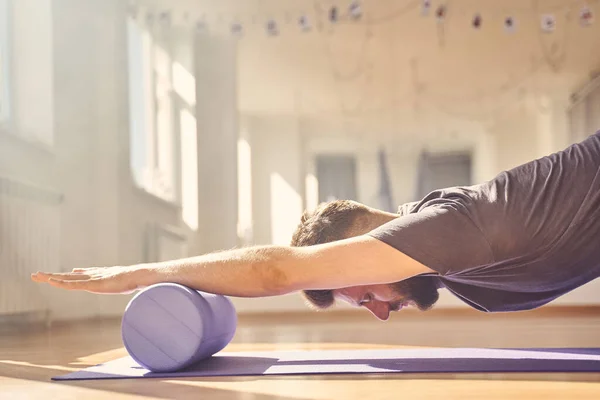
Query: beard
389 276 440 311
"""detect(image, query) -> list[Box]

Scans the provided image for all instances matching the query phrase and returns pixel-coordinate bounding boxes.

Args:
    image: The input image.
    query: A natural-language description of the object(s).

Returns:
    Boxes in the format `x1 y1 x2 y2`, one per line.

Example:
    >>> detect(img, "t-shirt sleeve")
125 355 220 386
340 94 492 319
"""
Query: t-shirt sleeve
368 205 495 276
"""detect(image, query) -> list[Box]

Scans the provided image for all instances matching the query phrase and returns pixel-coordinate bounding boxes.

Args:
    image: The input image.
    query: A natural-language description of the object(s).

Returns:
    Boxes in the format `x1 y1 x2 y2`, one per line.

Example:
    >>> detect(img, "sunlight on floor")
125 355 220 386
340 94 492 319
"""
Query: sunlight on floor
0 360 77 372
71 348 128 366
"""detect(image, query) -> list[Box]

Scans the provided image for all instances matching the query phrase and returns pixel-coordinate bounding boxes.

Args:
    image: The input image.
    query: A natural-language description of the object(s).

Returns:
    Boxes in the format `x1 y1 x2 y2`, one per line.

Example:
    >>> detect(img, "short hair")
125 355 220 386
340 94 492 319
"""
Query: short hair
290 200 369 310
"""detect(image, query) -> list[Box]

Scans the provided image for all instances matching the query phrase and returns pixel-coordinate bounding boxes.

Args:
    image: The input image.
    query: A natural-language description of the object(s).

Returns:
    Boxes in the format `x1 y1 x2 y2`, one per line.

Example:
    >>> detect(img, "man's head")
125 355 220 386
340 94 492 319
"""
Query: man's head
290 200 439 320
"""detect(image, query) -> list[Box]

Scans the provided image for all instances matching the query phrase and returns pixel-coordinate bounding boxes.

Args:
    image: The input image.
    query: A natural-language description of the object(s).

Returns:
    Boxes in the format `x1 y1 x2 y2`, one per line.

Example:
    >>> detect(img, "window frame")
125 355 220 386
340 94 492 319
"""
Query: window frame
127 15 181 205
0 0 12 125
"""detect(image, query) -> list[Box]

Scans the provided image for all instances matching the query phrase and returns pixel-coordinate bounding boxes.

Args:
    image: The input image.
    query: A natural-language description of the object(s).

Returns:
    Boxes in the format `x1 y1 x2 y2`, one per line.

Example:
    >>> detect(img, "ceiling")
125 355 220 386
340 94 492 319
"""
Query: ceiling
143 0 600 132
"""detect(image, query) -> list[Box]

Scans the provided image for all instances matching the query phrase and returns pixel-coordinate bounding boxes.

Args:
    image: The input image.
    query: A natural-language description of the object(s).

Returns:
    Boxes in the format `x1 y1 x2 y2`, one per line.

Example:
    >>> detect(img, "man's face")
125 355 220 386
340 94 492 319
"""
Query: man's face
333 276 440 321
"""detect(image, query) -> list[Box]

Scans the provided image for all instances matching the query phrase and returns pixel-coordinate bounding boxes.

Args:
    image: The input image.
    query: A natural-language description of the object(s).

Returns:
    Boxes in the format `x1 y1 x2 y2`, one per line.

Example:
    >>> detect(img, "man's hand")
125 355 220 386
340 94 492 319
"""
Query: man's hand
31 266 153 294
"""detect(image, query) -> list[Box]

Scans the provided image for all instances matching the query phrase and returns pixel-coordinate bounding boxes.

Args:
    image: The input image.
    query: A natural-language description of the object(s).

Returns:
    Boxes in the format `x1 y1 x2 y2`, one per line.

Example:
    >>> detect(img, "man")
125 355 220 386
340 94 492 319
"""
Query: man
32 132 600 321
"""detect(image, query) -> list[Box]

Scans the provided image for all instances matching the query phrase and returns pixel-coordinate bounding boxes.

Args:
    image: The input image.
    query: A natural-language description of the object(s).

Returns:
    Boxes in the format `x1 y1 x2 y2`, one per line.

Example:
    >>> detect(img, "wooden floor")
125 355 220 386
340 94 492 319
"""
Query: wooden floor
1 308 600 400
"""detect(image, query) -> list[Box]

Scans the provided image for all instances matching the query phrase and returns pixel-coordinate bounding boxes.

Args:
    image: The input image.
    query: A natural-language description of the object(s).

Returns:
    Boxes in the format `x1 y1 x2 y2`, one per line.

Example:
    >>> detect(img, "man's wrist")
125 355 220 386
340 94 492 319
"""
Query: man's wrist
132 264 163 289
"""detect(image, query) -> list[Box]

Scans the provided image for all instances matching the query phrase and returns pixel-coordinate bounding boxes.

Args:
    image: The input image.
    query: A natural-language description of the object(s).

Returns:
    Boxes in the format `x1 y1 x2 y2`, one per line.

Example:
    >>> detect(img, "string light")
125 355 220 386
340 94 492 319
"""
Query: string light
541 14 557 32
435 5 447 22
349 1 363 20
580 5 594 26
266 19 279 36
127 0 598 35
230 21 243 37
472 13 482 29
421 0 432 16
299 15 311 31
329 6 339 23
158 11 171 27
504 16 516 33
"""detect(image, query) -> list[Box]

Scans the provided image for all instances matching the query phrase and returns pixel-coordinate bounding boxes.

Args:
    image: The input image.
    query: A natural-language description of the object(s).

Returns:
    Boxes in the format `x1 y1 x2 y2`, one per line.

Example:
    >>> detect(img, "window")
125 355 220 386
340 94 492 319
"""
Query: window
316 154 358 202
416 151 472 199
0 0 11 124
127 16 178 203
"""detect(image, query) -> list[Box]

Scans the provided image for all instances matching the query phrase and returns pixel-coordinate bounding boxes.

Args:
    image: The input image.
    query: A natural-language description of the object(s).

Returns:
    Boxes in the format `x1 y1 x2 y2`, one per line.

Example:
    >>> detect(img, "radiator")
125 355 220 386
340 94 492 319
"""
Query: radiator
0 176 63 317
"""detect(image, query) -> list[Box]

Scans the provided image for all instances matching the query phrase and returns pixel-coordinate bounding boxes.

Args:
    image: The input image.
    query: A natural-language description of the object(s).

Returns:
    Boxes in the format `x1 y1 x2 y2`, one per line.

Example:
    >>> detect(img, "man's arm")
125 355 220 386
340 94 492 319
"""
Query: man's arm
31 235 436 296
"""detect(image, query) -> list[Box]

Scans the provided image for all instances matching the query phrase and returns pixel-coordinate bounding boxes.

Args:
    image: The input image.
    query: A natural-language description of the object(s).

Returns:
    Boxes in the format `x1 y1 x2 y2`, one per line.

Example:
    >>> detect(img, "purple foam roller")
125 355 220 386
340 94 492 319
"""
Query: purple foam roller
121 283 237 372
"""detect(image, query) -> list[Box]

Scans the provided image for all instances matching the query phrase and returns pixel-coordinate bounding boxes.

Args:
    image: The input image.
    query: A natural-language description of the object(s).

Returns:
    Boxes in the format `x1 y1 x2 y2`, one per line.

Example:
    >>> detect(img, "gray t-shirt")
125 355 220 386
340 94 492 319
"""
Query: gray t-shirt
369 131 600 312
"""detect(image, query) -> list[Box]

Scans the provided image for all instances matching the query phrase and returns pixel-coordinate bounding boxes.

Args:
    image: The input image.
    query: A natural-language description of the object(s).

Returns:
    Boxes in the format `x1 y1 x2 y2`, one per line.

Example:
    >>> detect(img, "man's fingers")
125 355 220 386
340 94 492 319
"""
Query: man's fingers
47 277 101 291
32 268 136 294
31 272 51 282
34 272 92 281
71 267 106 273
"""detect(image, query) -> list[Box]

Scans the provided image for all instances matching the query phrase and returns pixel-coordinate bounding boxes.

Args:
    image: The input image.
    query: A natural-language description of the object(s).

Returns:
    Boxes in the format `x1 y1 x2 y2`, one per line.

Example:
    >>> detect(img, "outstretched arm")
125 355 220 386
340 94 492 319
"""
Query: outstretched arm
31 235 435 296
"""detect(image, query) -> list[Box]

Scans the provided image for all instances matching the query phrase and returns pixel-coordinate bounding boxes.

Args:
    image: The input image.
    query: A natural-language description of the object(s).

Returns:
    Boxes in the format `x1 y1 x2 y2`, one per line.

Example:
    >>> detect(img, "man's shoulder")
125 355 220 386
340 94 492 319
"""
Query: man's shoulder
398 185 489 215
397 201 421 216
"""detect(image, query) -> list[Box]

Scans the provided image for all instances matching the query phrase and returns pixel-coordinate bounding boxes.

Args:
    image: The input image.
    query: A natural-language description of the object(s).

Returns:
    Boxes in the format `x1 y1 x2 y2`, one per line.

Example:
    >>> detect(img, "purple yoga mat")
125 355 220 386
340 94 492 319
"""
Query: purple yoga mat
53 347 600 381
